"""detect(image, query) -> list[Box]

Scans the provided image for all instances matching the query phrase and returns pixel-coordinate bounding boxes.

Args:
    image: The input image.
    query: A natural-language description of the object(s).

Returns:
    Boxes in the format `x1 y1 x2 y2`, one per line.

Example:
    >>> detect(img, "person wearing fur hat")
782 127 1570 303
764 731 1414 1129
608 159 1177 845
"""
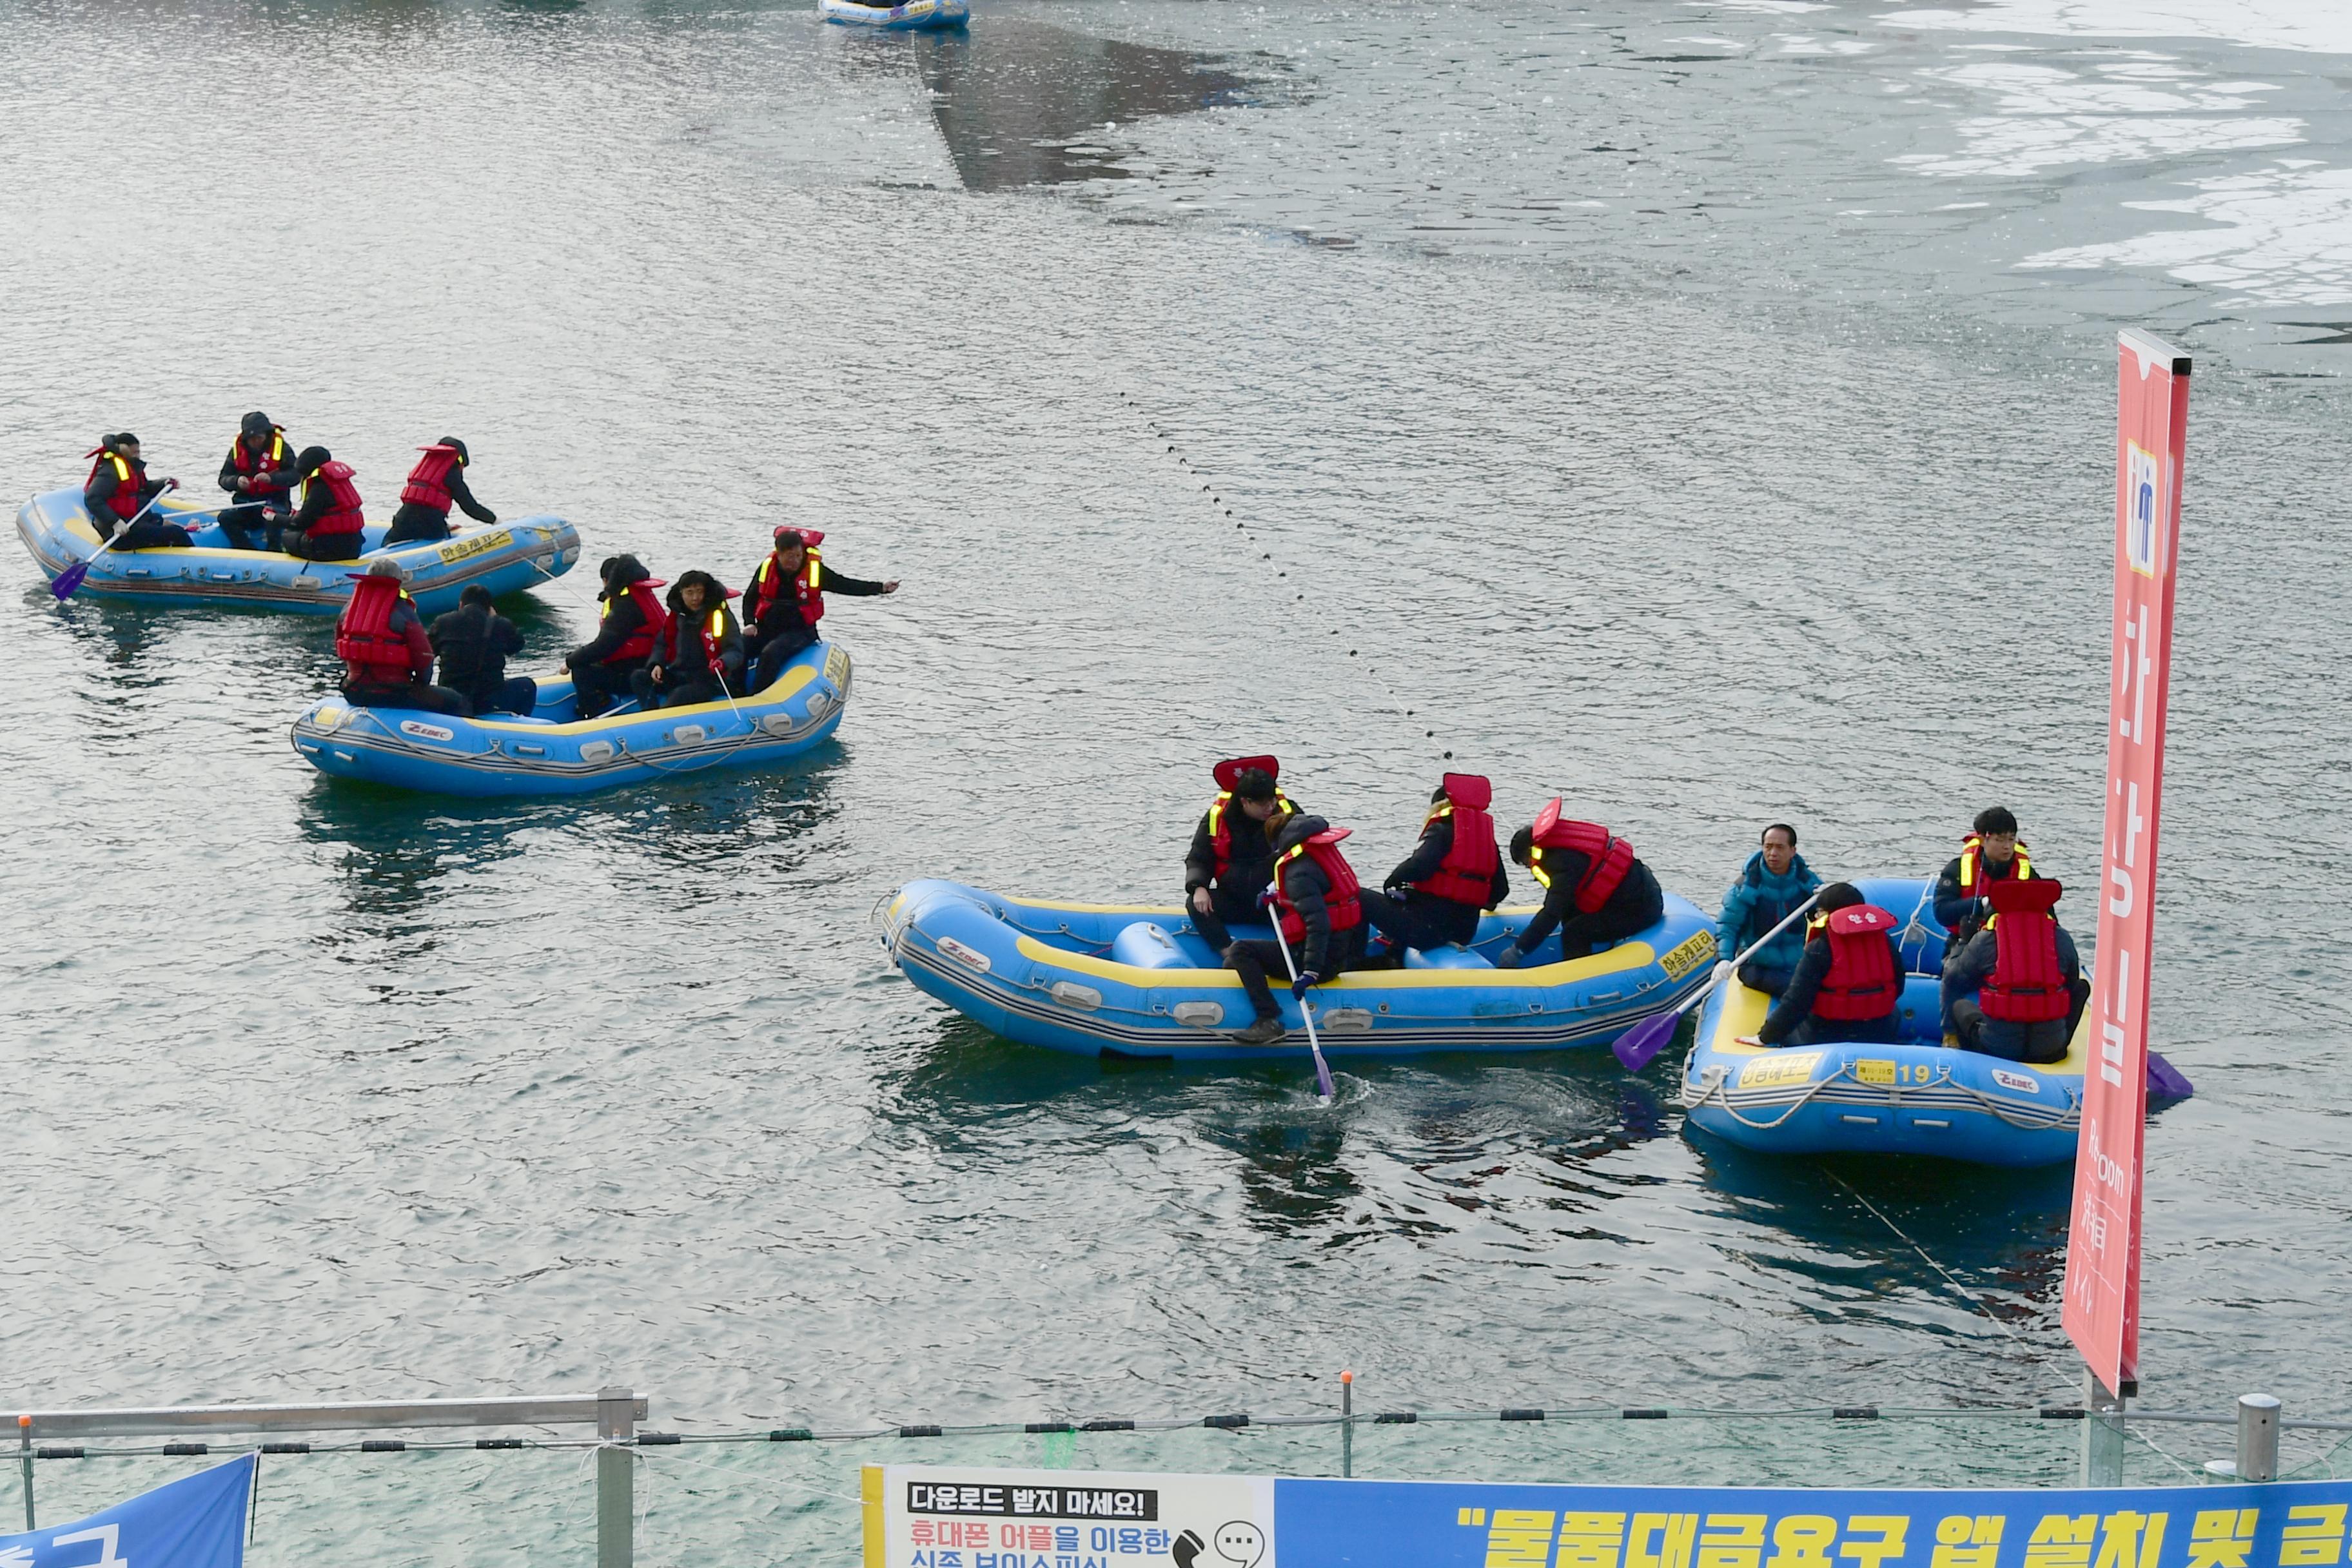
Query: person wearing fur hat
562 554 665 719
632 570 744 710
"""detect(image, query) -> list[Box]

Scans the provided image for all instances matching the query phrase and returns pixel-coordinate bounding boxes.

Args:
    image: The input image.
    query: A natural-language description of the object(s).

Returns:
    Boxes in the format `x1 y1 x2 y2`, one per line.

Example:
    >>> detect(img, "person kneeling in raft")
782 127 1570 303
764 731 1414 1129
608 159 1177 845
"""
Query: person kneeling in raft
1223 805 1372 1045
562 554 664 720
1940 877 2088 1064
1735 882 1903 1048
280 447 369 561
1184 756 1297 952
1363 772 1509 957
1494 802 1664 968
382 437 497 547
336 560 469 716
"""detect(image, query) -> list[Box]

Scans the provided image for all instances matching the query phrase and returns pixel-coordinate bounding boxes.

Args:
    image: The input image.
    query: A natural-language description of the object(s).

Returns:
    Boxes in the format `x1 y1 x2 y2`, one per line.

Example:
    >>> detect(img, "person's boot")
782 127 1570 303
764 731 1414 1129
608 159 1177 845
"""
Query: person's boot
1232 1014 1285 1046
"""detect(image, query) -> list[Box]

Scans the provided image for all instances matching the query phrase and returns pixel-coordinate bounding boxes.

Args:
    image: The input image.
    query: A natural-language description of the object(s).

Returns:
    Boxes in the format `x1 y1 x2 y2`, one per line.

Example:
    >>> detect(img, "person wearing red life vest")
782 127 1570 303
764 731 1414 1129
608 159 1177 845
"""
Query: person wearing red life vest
1932 805 2041 957
1182 756 1299 954
334 560 468 715
83 433 191 549
1738 882 1906 1048
743 527 899 692
1940 877 2087 1064
631 571 745 710
215 412 297 549
1362 772 1511 955
382 437 498 547
562 554 667 719
1494 801 1665 967
1220 803 1370 1045
278 446 368 560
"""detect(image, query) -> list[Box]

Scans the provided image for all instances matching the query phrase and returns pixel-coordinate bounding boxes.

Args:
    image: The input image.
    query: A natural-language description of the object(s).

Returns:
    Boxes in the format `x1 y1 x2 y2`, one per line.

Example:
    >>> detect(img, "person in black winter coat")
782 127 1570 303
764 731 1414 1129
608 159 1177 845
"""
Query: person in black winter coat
382 436 498 547
1744 882 1905 1048
1494 828 1665 967
84 434 191 548
1222 808 1374 1044
563 554 660 719
631 571 744 710
215 411 296 549
1362 787 1511 952
743 529 899 691
429 584 536 716
1940 910 2088 1063
1183 767 1293 952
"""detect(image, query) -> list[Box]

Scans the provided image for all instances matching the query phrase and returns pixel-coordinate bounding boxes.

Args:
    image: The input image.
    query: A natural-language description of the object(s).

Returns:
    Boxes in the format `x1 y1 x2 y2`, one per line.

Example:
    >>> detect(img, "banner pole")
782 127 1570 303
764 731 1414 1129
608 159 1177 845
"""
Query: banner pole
596 1386 635 1568
1341 1371 1353 1480
16 1415 30 1531
2237 1395 2282 1482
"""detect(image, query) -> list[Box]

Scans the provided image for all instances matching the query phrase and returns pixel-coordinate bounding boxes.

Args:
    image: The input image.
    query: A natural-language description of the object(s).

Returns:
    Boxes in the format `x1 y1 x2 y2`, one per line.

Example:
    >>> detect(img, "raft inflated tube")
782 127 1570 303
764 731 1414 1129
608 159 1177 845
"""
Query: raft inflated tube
880 879 1721 1061
16 485 580 615
1680 874 2086 1168
819 0 968 28
289 640 850 798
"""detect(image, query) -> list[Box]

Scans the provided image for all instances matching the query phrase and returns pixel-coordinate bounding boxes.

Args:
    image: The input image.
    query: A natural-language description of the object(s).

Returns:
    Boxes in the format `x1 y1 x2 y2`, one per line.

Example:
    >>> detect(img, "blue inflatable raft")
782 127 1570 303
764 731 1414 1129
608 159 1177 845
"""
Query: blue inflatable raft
1680 876 2086 1167
289 642 850 798
17 485 579 615
820 0 968 28
881 880 1720 1061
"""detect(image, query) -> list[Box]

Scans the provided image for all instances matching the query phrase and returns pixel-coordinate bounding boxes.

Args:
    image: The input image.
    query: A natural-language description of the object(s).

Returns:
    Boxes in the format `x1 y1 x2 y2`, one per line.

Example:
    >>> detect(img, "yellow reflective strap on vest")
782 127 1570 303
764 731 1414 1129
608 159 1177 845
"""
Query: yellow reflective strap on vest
1527 848 1552 890
107 453 129 483
707 608 726 636
1423 801 1455 830
805 551 822 592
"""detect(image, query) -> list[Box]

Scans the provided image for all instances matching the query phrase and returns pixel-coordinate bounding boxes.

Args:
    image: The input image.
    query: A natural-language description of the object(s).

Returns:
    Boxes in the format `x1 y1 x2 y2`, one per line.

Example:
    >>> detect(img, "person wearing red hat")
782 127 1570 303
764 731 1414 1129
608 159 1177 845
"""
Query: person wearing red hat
1361 772 1510 955
1183 756 1299 955
1940 877 2088 1063
741 527 899 692
632 571 745 710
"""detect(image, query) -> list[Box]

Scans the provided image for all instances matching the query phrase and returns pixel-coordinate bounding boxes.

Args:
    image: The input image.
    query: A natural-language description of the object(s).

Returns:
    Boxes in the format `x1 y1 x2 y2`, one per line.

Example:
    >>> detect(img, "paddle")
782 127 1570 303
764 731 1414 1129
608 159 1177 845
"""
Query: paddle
52 479 179 600
2145 1050 2194 1100
1267 912 1338 1106
1612 892 1822 1072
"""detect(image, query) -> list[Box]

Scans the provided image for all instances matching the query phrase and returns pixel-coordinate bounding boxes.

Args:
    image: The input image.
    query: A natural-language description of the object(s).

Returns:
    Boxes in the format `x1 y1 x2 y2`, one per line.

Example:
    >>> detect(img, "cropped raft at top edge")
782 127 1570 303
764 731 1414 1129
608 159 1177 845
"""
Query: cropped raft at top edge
881 879 1719 1059
16 485 580 615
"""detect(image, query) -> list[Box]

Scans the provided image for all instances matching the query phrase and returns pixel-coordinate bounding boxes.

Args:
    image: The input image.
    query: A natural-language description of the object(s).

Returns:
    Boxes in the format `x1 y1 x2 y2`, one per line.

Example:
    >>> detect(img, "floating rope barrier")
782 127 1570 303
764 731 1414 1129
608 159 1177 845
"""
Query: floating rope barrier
28 1402 2352 1460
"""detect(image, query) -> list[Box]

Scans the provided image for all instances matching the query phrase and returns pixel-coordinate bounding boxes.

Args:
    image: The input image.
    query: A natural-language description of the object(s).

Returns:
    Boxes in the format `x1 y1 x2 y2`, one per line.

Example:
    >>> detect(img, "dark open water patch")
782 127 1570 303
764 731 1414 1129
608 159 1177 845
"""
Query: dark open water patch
909 19 1260 190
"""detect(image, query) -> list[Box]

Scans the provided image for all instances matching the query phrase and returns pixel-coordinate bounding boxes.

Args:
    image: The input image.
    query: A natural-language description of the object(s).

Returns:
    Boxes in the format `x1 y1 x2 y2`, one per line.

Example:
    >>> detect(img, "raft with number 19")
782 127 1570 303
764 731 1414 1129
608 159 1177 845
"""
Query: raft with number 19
879 879 1720 1061
1681 876 2090 1167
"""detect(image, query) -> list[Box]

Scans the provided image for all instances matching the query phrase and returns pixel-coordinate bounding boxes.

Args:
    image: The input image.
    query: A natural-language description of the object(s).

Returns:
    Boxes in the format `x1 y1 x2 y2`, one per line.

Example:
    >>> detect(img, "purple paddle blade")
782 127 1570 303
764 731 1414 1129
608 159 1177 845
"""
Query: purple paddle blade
2145 1050 2195 1101
50 560 92 600
1612 1010 1680 1073
1313 1052 1336 1103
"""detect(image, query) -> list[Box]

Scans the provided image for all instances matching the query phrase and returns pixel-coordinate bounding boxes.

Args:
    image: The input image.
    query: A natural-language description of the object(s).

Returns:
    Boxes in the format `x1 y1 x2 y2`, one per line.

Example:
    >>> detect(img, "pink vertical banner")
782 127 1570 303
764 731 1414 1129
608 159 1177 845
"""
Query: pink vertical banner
2062 330 2190 1397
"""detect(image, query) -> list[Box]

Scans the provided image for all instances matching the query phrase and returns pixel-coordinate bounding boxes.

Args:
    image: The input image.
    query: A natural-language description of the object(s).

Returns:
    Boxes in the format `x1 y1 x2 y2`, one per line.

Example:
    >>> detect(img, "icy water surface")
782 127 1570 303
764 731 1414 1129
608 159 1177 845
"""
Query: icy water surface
1 0 2348 1557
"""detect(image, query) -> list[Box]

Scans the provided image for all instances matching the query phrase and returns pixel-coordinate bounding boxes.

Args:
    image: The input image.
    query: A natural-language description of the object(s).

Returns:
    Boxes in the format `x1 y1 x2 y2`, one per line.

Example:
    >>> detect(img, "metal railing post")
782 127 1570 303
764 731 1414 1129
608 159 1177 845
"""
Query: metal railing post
596 1386 635 1568
2237 1395 2281 1482
1340 1371 1353 1481
2082 1372 2125 1487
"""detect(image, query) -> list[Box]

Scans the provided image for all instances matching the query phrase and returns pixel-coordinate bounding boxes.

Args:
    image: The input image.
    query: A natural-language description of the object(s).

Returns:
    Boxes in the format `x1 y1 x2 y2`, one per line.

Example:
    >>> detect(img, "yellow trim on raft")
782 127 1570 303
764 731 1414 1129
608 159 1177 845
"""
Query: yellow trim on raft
1014 933 1660 990
1701 979 2091 1072
464 664 818 734
998 896 1557 919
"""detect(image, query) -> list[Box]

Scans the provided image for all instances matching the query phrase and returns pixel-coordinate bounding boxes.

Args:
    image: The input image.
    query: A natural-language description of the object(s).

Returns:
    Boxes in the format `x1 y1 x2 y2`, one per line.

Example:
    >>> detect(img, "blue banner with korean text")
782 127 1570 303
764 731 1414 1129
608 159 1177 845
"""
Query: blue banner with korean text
864 1465 2352 1568
1273 1476 2351 1568
0 1453 252 1568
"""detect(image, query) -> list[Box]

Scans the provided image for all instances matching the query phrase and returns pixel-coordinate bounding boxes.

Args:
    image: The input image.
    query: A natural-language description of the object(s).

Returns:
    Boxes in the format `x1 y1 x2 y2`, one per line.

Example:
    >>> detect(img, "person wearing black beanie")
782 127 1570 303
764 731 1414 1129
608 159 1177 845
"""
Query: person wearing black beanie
383 435 498 547
215 411 296 549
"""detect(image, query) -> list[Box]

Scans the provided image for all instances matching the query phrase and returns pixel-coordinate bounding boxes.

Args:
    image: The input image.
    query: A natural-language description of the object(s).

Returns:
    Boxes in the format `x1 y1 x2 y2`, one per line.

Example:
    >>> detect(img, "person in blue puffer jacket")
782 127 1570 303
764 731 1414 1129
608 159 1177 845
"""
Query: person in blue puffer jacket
1714 823 1821 995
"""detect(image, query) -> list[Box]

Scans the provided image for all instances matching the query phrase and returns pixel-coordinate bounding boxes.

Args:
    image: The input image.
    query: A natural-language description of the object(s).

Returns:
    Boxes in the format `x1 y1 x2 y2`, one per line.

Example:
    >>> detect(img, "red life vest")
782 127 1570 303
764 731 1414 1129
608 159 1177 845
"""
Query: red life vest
1957 833 2036 897
1273 827 1364 945
1529 798 1634 914
1809 904 1902 1021
84 448 141 521
1204 755 1291 880
601 581 668 665
335 574 416 686
1411 771 1500 906
1980 879 2070 1024
750 532 828 627
398 445 464 513
304 461 366 536
688 605 735 674
229 429 289 485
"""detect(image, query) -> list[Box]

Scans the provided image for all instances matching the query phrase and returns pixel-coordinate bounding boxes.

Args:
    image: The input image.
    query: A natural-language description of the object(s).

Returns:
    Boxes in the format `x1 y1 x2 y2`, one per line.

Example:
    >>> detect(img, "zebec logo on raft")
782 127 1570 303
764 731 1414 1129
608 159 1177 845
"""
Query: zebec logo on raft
398 720 455 742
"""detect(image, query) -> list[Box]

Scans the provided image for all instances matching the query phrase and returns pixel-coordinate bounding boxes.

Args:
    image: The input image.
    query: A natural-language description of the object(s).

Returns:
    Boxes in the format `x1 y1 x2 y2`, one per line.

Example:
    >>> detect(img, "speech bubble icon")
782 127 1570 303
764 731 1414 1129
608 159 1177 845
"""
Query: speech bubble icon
1215 1520 1266 1568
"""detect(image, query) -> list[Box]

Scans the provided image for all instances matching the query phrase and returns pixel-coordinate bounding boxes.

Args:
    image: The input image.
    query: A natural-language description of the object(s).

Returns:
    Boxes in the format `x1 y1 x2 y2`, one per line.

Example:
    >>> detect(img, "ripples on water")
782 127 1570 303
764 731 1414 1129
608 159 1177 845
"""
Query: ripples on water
0 0 2347 1535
